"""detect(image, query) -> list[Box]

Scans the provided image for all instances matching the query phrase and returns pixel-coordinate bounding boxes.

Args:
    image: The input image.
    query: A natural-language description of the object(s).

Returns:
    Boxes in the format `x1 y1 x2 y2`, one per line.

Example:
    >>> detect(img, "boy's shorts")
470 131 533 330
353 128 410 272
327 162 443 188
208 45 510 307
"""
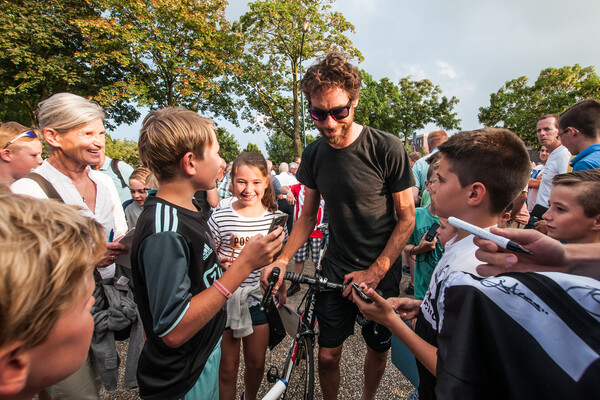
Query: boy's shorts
315 262 401 352
293 237 323 263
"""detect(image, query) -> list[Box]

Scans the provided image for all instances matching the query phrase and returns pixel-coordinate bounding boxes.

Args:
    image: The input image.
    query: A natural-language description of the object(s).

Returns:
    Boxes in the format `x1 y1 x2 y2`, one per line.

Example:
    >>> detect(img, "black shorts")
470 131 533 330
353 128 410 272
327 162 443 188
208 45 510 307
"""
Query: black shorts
315 261 401 352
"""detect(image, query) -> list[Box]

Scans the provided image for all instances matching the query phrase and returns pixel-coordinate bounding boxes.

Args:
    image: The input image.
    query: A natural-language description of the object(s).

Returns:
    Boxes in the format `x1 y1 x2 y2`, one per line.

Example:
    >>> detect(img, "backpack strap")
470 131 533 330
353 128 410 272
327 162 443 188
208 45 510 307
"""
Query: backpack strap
110 158 127 188
25 173 64 202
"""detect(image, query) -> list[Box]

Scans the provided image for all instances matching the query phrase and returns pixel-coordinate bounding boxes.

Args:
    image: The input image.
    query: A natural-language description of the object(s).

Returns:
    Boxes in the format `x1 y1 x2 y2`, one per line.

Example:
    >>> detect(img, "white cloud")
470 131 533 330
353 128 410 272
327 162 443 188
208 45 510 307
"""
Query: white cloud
436 61 459 79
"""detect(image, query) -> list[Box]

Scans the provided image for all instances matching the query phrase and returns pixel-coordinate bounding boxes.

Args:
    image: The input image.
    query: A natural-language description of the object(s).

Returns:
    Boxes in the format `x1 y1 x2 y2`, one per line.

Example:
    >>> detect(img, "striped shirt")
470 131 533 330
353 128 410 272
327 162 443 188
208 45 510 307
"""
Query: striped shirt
208 204 287 303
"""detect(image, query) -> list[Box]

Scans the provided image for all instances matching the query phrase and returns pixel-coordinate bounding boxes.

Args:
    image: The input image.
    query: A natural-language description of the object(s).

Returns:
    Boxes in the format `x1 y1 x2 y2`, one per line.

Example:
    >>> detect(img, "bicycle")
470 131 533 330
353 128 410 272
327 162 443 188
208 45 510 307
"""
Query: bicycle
260 224 346 400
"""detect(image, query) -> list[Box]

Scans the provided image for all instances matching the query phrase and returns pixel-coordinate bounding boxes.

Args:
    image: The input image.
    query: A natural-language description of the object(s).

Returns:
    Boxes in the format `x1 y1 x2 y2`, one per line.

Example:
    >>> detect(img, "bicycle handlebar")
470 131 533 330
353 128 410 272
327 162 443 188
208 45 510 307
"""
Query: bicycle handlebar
262 267 346 308
283 271 345 291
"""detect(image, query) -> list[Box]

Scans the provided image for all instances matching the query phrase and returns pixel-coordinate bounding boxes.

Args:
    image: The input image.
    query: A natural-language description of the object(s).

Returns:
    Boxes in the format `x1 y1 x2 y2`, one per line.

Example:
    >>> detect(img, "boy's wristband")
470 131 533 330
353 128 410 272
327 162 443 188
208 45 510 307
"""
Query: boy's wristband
213 280 232 299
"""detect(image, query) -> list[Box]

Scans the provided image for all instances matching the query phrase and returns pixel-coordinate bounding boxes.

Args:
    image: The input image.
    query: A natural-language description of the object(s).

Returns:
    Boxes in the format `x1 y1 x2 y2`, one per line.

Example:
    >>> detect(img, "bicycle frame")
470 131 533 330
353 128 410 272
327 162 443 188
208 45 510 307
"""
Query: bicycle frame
262 224 345 400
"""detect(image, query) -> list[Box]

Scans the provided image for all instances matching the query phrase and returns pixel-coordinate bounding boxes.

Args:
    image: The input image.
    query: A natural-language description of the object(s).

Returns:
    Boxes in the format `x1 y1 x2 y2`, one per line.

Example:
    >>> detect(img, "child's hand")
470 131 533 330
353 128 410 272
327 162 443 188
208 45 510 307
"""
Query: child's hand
351 285 399 327
234 226 285 272
388 297 421 320
417 231 437 252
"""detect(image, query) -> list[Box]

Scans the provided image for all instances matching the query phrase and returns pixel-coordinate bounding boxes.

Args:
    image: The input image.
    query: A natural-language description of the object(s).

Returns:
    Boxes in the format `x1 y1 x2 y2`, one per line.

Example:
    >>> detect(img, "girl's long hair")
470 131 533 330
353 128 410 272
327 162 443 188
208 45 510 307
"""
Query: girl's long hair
231 152 277 213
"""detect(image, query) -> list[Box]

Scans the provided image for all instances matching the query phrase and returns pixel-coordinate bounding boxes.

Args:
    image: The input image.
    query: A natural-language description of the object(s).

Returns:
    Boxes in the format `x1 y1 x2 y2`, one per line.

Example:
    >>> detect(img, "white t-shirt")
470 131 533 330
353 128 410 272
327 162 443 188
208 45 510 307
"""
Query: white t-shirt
527 164 544 213
274 172 298 187
420 232 482 331
11 160 127 278
536 145 570 208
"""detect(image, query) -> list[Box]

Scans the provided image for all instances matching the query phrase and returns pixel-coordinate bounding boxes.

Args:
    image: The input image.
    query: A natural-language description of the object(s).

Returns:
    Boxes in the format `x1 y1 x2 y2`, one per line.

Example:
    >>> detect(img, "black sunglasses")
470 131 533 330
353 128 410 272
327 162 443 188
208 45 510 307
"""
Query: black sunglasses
2 130 37 149
308 101 352 121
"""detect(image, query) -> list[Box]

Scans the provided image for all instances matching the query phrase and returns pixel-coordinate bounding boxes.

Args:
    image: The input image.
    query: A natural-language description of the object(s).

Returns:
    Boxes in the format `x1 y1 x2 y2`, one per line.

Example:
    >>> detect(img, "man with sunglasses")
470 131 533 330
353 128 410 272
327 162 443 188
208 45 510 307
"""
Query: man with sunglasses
557 99 600 172
0 122 43 186
261 52 415 400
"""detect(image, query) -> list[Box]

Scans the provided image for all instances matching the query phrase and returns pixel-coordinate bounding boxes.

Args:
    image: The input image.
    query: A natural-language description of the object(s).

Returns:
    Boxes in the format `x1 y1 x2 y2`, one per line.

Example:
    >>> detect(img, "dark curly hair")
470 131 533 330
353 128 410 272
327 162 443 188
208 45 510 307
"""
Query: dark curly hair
301 51 361 103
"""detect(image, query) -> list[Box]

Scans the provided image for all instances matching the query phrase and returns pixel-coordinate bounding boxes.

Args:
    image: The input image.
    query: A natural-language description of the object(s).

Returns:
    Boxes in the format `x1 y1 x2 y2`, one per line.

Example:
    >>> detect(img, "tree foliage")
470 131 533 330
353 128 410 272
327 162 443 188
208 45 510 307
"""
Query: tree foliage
243 143 262 155
215 126 241 162
266 132 317 165
355 71 461 145
233 0 361 157
105 134 140 166
478 65 600 146
0 0 138 128
76 0 241 122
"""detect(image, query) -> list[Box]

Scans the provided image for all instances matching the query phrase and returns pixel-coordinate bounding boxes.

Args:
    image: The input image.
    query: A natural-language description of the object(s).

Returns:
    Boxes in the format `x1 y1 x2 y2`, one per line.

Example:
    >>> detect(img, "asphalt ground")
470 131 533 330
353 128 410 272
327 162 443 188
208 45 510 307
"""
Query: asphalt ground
100 259 416 399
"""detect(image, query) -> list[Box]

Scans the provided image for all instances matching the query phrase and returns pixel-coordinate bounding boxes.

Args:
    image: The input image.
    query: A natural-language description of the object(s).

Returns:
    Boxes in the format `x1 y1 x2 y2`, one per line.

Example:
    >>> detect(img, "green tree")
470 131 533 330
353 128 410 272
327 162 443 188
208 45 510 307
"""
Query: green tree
76 0 241 122
0 0 138 128
478 65 600 146
215 126 241 162
234 0 361 157
266 133 294 166
355 71 461 146
244 143 262 155
105 134 140 166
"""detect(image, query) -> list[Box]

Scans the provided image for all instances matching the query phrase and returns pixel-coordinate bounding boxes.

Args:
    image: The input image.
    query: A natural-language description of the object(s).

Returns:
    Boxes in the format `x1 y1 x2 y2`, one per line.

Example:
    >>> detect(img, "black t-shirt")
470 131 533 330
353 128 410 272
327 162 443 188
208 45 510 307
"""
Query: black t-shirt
296 126 414 280
131 194 225 399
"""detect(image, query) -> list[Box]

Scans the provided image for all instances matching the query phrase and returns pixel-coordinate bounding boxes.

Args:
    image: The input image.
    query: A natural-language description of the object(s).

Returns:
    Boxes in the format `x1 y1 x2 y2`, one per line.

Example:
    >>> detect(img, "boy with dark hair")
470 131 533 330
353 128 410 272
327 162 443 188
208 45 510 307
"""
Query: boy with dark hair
354 128 531 399
543 169 600 243
132 107 284 400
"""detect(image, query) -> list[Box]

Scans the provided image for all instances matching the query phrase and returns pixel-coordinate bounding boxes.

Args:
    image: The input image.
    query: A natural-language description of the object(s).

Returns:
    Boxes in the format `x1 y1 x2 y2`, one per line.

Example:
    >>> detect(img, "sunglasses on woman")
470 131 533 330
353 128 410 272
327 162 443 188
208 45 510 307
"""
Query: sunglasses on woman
308 101 352 121
2 130 37 149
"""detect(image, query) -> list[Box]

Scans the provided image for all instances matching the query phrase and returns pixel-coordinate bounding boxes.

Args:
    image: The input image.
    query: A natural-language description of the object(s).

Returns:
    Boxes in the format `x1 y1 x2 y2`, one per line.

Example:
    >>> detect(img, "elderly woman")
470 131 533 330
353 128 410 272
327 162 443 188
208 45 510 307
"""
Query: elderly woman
11 93 129 399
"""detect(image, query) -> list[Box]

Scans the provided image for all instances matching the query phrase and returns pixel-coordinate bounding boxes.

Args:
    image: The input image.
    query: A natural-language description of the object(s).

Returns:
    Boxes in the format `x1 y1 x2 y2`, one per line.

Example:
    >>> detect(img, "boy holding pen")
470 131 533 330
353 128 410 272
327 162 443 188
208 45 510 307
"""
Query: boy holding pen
353 128 532 399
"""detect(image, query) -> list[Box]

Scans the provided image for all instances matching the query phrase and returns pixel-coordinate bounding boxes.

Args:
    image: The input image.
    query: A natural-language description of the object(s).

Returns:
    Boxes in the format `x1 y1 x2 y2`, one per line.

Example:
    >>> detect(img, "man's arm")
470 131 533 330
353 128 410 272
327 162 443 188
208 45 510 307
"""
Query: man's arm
528 177 541 189
475 227 600 280
260 186 320 292
343 188 415 295
510 191 527 221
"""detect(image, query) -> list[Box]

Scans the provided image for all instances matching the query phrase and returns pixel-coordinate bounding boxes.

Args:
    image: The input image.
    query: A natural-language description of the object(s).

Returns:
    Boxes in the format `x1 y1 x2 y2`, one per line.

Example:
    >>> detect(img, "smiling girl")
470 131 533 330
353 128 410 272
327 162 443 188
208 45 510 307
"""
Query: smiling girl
208 152 286 400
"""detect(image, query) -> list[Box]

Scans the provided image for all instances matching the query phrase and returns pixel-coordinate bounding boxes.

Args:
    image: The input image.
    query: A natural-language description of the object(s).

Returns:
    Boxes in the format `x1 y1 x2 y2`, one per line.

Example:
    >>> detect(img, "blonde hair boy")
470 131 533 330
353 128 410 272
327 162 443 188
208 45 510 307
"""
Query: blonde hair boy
131 107 283 399
0 122 43 186
0 193 105 399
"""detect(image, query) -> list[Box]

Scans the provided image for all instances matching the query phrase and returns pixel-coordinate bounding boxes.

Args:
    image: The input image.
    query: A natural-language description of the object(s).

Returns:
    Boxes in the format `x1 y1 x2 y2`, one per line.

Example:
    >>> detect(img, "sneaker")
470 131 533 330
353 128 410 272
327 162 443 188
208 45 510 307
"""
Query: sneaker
286 282 301 297
405 283 414 295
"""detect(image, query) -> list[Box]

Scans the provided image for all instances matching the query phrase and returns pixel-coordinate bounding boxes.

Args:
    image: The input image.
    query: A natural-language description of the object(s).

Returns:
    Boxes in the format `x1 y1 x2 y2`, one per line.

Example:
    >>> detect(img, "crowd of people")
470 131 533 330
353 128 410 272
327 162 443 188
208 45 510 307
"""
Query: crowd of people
1 51 599 400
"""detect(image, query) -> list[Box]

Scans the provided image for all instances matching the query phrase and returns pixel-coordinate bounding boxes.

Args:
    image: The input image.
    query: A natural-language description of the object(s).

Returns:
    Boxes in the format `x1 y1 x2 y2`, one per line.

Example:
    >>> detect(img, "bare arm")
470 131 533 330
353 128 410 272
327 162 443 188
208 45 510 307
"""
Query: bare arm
343 188 415 295
354 288 437 375
528 177 541 189
206 187 219 208
510 191 527 220
260 186 320 292
412 186 420 205
475 227 600 280
163 228 284 347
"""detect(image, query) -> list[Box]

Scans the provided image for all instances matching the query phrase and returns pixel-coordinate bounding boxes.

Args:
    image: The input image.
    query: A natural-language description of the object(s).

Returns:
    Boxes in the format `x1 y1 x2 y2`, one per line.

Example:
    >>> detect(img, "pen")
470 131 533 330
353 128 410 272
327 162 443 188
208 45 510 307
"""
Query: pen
447 217 533 256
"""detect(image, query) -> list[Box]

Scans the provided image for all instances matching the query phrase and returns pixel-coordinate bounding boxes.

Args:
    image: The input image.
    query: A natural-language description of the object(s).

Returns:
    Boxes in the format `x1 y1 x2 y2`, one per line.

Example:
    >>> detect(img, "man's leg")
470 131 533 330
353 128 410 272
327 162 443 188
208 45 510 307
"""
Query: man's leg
318 345 343 400
362 346 388 400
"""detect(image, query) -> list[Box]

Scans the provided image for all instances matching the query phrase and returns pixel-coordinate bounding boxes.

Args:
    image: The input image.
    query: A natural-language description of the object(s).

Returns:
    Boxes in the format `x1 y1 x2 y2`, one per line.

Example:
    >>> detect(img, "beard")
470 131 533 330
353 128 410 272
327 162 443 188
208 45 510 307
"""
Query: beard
318 121 351 145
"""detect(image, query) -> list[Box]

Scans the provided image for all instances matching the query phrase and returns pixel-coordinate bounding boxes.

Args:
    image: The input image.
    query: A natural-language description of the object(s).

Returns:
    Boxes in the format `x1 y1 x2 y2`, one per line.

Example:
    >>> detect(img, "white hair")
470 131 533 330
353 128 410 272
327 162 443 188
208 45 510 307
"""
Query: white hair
37 93 105 132
279 162 289 173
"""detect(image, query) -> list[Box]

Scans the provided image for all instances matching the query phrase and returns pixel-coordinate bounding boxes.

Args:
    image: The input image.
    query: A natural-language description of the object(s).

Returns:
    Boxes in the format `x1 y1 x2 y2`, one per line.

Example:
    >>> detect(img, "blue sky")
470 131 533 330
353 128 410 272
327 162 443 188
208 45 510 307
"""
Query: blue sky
112 0 600 153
